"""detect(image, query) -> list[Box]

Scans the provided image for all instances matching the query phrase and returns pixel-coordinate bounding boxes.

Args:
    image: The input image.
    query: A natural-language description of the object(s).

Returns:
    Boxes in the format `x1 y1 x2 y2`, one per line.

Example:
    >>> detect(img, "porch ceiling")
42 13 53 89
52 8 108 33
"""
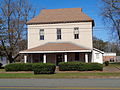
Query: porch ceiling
20 43 92 54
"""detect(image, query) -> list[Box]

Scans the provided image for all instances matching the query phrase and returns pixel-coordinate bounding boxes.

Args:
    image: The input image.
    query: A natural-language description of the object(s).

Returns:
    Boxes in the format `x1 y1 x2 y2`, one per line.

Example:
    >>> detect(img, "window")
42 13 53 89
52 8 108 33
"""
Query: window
110 58 114 62
96 53 99 59
74 27 79 39
57 28 61 40
75 53 79 61
40 29 44 40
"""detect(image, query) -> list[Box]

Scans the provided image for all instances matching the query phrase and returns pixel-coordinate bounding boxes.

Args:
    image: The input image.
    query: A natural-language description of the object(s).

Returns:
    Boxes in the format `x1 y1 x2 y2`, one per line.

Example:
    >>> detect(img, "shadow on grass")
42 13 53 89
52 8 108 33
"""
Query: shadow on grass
0 67 4 69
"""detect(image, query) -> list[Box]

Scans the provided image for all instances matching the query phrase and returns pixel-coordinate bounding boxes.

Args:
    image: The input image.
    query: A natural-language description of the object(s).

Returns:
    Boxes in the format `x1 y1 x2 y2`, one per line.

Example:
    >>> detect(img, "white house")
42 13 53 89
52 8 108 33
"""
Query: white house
20 8 103 65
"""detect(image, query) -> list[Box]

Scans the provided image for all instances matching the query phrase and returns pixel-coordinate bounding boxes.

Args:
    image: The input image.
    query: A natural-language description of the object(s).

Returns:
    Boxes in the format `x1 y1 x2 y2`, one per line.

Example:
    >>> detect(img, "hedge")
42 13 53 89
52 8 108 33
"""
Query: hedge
32 63 56 74
5 63 33 71
59 62 84 71
79 63 103 71
59 62 103 71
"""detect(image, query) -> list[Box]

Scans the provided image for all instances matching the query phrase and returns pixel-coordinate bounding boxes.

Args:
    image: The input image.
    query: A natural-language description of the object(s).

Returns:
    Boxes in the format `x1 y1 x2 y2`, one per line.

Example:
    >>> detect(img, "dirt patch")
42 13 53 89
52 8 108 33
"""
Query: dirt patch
0 71 33 73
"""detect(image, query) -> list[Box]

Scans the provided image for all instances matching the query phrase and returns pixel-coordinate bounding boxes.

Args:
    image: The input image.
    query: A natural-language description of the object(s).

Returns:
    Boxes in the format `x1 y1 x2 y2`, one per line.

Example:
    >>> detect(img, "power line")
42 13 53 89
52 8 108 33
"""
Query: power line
0 29 109 36
0 28 111 32
1 26 113 29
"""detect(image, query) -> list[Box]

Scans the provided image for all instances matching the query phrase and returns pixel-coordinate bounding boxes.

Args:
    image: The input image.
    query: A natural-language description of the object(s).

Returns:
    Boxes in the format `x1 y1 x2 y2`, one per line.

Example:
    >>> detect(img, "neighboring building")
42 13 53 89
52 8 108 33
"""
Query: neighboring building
0 56 7 66
20 8 103 65
103 53 116 62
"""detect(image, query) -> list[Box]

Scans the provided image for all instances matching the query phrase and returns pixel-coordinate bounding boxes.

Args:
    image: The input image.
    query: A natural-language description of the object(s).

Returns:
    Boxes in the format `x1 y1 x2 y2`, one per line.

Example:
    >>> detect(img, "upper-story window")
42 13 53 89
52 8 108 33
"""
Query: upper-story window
74 27 79 39
57 28 61 40
40 29 44 40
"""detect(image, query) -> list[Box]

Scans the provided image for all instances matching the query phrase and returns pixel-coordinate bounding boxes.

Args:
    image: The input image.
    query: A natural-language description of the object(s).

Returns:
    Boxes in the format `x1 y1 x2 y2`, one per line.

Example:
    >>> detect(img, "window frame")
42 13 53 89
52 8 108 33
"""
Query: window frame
40 29 44 40
57 28 62 40
74 27 79 39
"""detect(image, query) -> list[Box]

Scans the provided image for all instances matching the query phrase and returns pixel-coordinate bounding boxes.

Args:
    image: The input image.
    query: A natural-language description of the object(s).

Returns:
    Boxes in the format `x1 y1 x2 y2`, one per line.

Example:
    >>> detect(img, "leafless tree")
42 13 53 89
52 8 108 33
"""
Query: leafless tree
93 37 120 54
0 0 36 63
101 0 120 41
93 37 108 51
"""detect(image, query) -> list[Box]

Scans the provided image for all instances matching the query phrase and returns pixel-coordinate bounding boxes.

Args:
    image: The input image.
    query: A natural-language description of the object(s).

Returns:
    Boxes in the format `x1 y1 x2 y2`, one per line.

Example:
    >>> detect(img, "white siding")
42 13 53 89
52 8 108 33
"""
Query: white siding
92 50 103 64
28 22 93 49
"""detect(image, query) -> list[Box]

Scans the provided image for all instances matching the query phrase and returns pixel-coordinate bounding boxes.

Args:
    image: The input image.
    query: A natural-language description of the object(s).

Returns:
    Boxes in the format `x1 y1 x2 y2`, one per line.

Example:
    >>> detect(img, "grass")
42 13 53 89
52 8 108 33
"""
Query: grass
0 63 119 79
110 63 120 68
104 63 120 69
0 72 120 78
0 69 5 72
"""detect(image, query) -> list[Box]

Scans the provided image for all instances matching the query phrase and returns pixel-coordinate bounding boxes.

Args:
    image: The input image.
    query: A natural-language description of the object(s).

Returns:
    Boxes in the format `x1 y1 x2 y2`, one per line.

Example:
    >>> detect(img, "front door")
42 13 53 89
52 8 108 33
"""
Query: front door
56 54 63 66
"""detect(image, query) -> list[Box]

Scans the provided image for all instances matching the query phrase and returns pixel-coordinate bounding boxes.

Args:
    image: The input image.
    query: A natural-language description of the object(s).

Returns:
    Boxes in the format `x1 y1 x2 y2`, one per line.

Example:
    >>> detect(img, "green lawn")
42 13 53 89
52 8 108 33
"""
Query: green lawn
0 63 119 79
0 72 120 78
0 69 5 72
104 63 120 69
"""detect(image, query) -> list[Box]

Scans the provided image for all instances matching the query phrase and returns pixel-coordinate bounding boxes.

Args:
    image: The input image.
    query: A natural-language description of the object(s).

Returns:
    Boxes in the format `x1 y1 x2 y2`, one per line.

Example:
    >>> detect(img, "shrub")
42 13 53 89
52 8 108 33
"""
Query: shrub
0 63 2 69
78 63 103 71
104 61 109 66
59 62 103 71
32 63 56 74
59 62 84 71
5 63 33 71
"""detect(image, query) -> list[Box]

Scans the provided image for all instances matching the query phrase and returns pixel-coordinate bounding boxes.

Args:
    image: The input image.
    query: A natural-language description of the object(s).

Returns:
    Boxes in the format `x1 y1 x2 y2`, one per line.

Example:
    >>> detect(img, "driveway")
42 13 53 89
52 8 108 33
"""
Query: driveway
103 65 120 72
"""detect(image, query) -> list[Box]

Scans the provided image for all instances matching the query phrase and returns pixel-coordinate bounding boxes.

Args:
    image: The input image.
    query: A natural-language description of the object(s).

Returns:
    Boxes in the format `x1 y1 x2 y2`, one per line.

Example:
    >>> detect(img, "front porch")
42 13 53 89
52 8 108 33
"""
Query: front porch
20 43 93 65
23 52 92 65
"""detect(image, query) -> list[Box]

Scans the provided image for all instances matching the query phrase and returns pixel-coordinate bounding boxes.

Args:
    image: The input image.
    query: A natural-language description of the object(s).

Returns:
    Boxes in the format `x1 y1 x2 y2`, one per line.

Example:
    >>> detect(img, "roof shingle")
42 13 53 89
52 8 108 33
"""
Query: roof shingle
27 8 93 25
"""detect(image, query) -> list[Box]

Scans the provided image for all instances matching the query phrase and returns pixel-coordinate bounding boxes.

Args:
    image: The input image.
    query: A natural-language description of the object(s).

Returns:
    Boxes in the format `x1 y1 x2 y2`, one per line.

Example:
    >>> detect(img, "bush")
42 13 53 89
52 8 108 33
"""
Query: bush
104 61 109 66
59 62 103 71
32 63 56 74
5 63 33 71
78 63 103 71
0 63 2 69
59 62 84 71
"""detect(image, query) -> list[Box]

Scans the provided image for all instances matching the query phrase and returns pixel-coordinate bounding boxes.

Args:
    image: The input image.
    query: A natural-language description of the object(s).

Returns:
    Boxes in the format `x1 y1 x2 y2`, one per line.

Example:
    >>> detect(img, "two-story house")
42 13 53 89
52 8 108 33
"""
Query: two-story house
20 8 103 65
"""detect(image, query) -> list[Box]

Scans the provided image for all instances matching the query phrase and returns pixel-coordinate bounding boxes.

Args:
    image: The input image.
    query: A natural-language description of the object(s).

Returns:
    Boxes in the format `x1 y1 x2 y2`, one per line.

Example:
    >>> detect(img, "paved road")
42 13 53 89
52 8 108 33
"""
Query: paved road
0 79 120 90
0 89 120 90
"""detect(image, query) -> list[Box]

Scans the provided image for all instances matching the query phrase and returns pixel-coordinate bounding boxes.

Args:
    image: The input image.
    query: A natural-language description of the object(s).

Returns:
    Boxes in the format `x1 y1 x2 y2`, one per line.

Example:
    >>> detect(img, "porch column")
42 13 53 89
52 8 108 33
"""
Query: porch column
91 51 94 63
24 55 27 63
85 53 88 63
64 53 67 62
43 54 46 63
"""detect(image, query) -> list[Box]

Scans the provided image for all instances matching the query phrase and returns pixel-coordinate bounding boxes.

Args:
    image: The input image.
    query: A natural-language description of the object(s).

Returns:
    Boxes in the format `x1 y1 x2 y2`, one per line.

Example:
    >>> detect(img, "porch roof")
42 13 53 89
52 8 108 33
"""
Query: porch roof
20 43 92 54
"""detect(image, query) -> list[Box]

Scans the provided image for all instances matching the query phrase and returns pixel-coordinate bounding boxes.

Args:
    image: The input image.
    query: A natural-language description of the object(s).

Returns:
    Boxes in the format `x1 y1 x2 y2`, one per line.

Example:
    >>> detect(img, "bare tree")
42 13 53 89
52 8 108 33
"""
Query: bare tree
0 0 36 63
93 37 108 51
101 0 120 41
93 37 120 54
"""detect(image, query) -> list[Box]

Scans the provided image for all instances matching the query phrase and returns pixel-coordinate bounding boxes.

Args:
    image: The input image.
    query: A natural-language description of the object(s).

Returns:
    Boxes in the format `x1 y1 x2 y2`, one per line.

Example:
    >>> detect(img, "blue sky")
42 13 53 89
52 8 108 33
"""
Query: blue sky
29 0 110 42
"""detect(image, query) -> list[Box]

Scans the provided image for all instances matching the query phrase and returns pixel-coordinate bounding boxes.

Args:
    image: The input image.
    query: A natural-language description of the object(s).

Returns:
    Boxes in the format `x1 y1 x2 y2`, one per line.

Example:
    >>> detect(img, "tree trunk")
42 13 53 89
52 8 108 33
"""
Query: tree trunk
9 58 14 63
7 54 14 63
